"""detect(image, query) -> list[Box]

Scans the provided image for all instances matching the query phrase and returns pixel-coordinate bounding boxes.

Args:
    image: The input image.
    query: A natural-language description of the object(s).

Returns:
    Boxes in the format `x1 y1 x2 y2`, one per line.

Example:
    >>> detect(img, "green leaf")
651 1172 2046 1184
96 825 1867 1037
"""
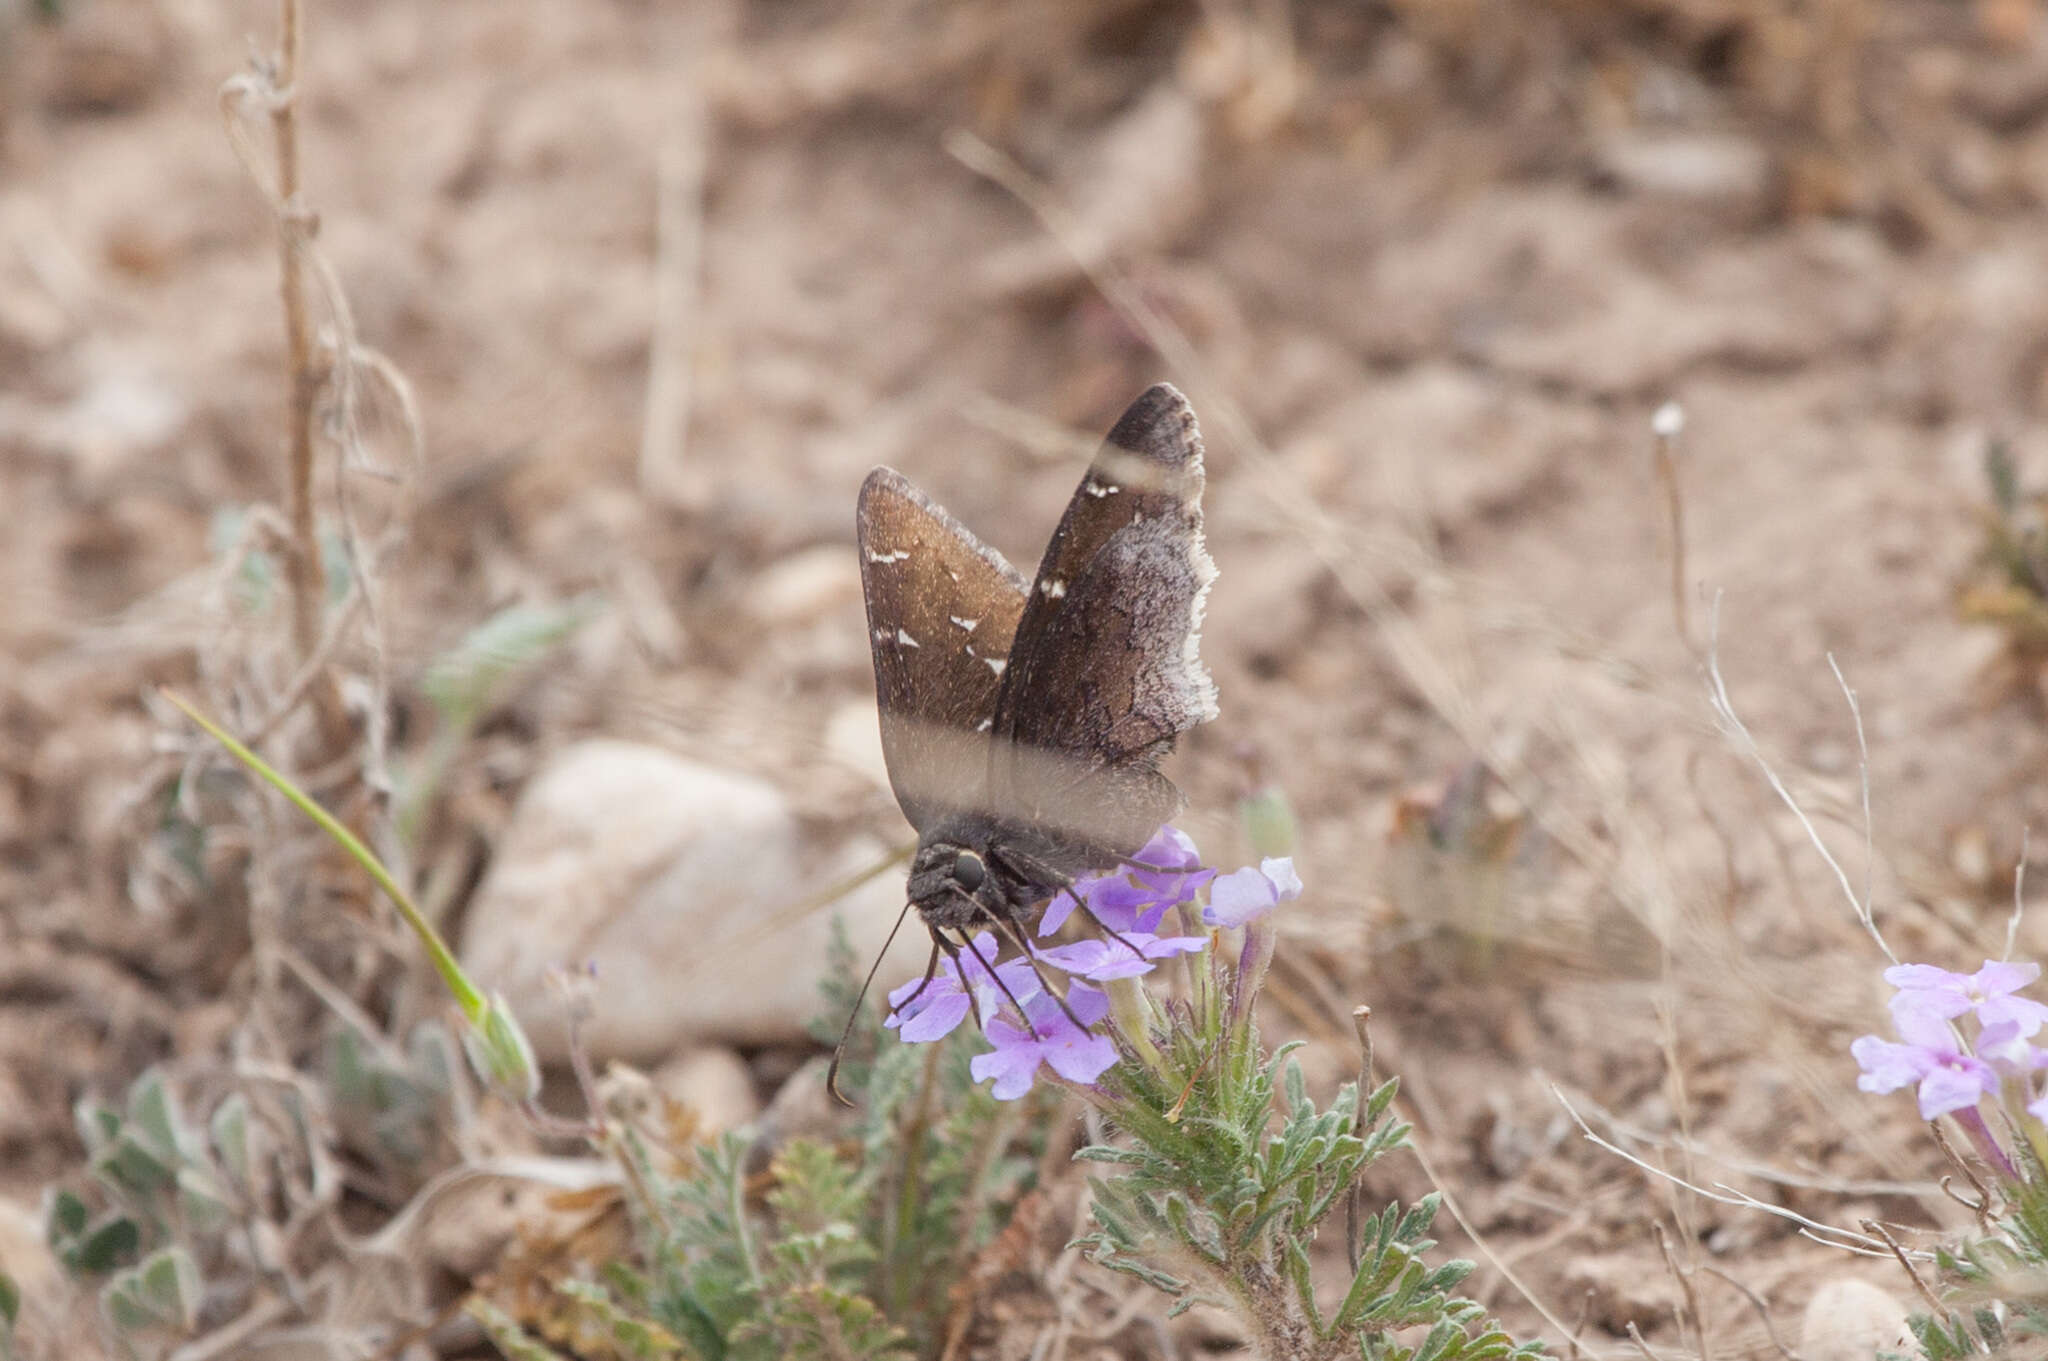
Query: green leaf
466 1298 572 1360
92 1129 178 1200
0 1270 19 1328
422 599 596 726
556 1279 685 1359
46 1189 88 1242
176 1166 232 1234
67 1216 140 1276
1282 1234 1321 1336
124 1071 184 1162
72 1099 120 1154
102 1276 154 1333
137 1247 201 1331
209 1094 251 1191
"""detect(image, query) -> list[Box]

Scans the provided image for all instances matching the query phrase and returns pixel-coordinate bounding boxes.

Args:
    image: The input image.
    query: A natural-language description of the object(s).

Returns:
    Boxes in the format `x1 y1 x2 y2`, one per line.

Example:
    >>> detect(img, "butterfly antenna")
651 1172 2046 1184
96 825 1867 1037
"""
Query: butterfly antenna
827 896 921 1108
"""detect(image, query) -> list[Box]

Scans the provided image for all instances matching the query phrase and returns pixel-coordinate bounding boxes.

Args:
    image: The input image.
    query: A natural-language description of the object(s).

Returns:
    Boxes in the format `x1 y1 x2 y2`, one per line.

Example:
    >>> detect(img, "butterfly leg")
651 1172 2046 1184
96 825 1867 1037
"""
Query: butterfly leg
975 905 1106 1036
953 922 1070 1039
989 843 1155 964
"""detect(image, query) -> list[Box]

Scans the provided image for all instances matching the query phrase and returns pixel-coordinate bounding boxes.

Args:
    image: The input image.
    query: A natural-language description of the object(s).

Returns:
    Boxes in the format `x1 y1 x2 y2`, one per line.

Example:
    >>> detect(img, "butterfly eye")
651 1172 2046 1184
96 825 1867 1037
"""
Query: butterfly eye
952 852 987 891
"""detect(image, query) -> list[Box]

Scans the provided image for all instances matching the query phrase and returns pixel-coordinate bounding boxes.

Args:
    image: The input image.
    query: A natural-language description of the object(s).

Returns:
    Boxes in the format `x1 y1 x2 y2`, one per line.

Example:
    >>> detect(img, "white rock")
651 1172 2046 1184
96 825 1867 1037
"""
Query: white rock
1799 1278 1912 1361
0 1196 66 1353
751 546 862 626
460 740 929 1060
1596 130 1771 208
653 1046 761 1133
824 699 891 791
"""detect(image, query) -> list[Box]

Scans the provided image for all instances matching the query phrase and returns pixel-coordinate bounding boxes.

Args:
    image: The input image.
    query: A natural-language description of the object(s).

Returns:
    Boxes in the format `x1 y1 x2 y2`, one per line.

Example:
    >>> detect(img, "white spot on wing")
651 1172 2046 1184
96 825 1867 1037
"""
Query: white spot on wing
950 615 979 631
1038 578 1067 598
976 717 994 732
1084 480 1119 498
984 656 1006 676
895 628 920 648
864 548 911 564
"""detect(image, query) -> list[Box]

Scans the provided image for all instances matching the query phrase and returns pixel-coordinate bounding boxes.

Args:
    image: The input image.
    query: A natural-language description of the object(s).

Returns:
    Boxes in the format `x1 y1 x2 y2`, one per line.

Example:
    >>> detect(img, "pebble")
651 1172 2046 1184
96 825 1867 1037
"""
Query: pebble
1799 1277 1912 1361
652 1046 761 1134
460 740 928 1062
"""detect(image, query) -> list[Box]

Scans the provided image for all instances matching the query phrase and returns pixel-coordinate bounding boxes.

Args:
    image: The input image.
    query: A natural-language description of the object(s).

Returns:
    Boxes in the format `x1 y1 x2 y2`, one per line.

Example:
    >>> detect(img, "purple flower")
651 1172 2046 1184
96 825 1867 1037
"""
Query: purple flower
1044 826 1218 935
886 933 1039 1043
1034 931 1207 982
969 984 1118 1100
1202 857 1303 928
1852 1003 2000 1120
1976 1019 2048 1077
1884 960 2048 1037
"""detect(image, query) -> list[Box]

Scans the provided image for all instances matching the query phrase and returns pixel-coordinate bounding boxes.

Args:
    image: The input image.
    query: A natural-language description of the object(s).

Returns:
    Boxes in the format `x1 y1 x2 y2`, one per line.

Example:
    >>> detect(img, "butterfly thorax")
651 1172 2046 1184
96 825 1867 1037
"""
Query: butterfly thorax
907 811 1109 935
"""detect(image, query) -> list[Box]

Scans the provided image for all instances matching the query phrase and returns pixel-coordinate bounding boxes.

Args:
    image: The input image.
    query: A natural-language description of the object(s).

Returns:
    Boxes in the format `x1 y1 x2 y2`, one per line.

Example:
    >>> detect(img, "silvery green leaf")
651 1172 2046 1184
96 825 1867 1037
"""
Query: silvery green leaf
72 1098 119 1154
208 1094 250 1191
175 1166 231 1234
123 1071 184 1162
424 599 596 727
137 1248 200 1331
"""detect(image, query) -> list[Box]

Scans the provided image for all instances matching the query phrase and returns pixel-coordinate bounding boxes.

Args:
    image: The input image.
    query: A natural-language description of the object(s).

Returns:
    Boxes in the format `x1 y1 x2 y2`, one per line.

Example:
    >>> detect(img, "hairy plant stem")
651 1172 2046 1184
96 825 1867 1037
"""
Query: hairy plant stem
268 0 349 753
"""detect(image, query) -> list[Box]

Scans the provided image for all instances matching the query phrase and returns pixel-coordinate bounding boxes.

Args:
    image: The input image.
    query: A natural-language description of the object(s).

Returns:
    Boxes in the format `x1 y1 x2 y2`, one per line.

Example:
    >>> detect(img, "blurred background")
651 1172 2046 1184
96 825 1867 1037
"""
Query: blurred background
9 0 2048 1353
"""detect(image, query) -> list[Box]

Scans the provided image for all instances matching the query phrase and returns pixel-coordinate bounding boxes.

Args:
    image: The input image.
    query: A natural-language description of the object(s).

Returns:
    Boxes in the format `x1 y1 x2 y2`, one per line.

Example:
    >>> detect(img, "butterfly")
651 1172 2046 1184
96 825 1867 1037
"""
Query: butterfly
853 382 1218 971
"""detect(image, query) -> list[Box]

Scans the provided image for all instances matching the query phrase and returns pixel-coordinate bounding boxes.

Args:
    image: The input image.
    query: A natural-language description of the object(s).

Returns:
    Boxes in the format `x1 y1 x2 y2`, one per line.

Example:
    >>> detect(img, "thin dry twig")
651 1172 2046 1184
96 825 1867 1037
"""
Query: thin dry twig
1650 1221 1707 1361
1862 1217 1948 1317
1696 1266 1794 1361
1346 1005 1372 1272
1556 1086 1894 1256
1649 402 1696 657
1704 600 1891 963
1558 1083 1935 1198
639 56 708 505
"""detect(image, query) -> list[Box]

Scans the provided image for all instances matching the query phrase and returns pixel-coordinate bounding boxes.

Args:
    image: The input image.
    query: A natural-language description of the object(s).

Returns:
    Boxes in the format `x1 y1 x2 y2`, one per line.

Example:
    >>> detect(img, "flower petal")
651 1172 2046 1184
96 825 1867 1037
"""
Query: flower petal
970 1044 1042 1101
1916 1059 1997 1119
1852 1035 1931 1092
1980 994 2048 1037
897 991 972 1043
1973 959 2042 996
1043 1028 1119 1086
1204 866 1279 927
1260 857 1303 900
1039 886 1083 936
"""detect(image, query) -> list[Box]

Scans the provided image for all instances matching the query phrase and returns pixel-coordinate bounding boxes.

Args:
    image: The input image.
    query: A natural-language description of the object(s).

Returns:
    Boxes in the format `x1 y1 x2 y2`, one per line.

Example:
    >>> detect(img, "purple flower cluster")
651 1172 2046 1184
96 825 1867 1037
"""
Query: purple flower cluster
889 826 1301 1101
1853 959 2048 1177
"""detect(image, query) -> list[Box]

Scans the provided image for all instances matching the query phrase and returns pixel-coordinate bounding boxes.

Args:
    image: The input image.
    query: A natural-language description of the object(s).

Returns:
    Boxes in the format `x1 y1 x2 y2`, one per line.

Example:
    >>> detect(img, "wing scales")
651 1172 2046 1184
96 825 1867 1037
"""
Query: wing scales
856 467 1029 833
989 383 1217 857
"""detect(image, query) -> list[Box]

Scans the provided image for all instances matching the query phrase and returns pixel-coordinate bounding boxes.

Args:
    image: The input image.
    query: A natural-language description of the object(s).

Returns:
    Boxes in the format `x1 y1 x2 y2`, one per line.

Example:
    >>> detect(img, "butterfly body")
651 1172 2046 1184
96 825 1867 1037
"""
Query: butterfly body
857 383 1217 946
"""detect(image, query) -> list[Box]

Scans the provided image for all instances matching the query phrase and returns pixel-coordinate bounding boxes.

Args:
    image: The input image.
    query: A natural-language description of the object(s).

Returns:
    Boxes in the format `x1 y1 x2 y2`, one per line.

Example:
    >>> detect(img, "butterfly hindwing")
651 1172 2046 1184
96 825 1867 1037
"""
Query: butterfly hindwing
856 467 1030 834
989 383 1217 855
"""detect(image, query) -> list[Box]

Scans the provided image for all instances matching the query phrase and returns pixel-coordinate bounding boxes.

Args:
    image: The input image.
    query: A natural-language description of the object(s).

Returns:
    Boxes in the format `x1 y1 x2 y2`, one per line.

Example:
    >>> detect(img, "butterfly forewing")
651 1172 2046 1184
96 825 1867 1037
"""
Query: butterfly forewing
989 383 1217 857
856 467 1030 833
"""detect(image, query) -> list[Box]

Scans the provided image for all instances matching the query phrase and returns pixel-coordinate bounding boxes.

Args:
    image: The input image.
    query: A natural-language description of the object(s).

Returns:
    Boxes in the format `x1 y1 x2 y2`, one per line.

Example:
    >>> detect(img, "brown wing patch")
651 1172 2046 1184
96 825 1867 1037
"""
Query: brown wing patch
989 384 1217 856
857 467 1030 833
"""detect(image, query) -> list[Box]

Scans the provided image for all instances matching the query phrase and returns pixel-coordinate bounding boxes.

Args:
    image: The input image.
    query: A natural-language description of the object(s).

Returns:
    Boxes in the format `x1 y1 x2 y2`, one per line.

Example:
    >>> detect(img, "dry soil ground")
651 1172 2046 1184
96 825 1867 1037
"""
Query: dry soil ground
11 0 2048 1355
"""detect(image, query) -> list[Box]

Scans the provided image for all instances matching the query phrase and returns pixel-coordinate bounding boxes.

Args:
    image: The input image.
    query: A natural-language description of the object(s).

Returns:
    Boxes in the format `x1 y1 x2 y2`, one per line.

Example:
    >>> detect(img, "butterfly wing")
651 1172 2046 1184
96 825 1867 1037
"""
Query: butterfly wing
857 467 1031 834
989 383 1218 858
